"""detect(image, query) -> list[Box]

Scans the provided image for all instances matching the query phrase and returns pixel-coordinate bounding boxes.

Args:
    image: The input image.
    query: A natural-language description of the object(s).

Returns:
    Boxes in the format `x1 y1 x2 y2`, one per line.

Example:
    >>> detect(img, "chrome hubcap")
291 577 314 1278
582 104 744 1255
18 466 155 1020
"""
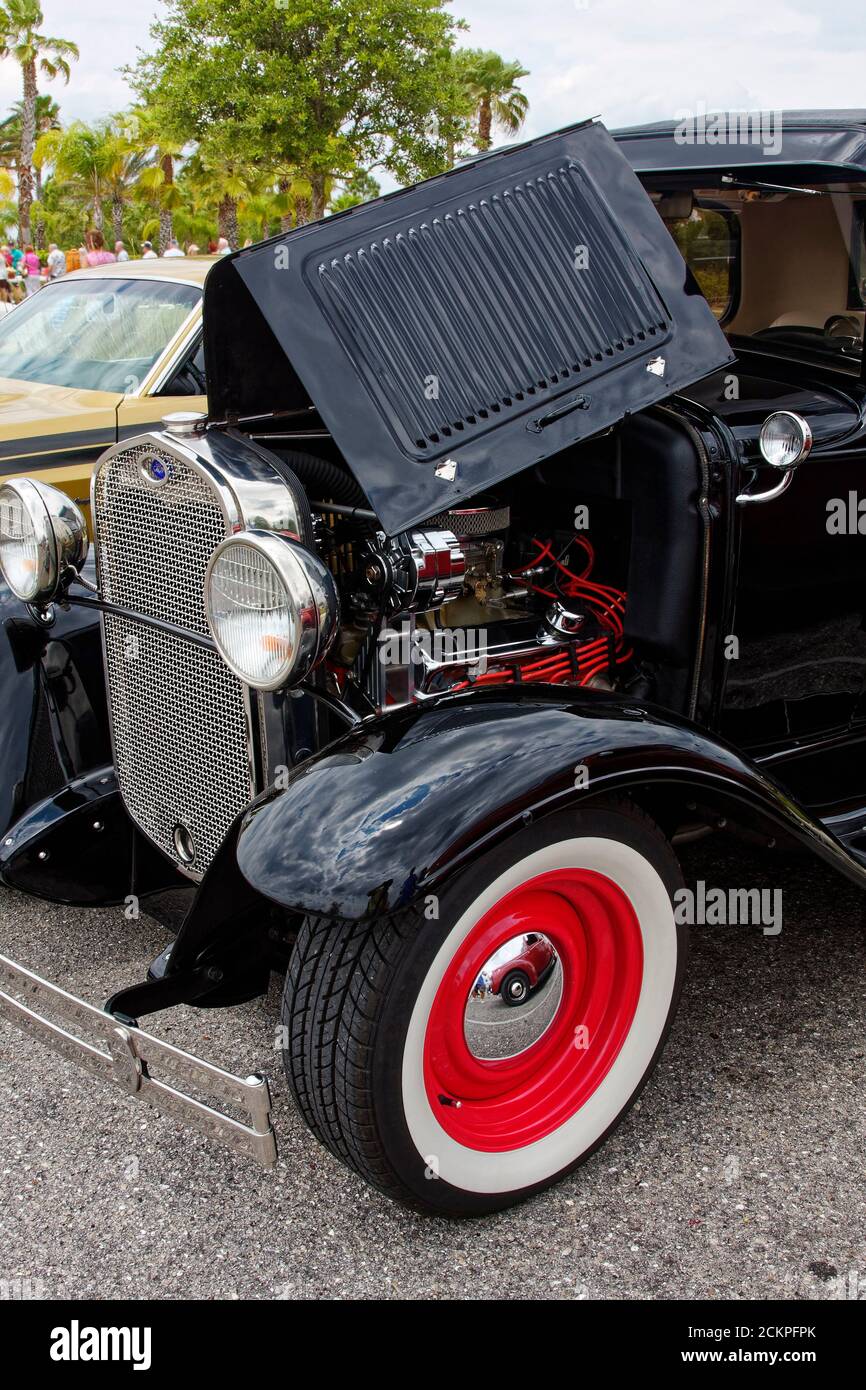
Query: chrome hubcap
463 932 562 1061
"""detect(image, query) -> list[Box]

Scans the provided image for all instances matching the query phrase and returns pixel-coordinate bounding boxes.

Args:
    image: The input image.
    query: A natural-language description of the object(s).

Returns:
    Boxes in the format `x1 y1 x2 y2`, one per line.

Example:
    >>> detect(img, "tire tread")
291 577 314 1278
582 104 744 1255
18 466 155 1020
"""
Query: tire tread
282 901 424 1203
281 798 682 1212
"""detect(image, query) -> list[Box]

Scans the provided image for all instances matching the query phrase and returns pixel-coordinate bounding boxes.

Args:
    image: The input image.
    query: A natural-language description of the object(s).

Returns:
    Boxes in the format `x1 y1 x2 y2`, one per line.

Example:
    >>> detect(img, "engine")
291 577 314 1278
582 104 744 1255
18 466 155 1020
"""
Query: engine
316 495 630 711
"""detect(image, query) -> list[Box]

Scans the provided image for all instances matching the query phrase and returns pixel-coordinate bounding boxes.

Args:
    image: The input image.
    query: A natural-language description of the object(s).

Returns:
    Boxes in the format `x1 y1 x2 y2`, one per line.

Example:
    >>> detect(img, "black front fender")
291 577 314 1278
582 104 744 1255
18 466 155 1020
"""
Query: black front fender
0 564 110 838
235 688 865 921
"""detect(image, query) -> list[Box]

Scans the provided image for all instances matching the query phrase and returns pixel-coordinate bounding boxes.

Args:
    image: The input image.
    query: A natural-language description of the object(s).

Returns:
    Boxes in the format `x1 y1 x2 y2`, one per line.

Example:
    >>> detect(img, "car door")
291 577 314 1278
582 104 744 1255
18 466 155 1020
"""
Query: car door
714 379 866 753
115 325 207 442
0 378 120 511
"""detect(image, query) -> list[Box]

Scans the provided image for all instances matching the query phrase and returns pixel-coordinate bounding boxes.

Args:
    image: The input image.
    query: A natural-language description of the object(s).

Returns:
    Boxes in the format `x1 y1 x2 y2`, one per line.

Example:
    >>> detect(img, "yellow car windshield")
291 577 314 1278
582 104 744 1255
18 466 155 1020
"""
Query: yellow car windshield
0 277 201 393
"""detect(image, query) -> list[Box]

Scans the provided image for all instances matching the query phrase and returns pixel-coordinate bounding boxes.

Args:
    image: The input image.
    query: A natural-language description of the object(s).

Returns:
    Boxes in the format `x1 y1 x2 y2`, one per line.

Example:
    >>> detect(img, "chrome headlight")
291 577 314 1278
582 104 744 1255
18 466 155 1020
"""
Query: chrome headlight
0 478 88 603
758 411 813 469
204 530 338 690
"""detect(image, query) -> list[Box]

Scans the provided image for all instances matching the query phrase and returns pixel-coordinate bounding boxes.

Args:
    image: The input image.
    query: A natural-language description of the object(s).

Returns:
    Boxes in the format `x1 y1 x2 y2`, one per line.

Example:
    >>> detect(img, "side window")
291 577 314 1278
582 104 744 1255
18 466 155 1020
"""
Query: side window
159 334 206 396
847 201 866 310
666 207 739 322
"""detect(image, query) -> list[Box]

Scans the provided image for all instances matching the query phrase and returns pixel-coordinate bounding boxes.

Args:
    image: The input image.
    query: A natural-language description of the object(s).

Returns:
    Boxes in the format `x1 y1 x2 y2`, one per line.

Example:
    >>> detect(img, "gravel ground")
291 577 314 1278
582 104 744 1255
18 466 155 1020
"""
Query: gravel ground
0 837 864 1301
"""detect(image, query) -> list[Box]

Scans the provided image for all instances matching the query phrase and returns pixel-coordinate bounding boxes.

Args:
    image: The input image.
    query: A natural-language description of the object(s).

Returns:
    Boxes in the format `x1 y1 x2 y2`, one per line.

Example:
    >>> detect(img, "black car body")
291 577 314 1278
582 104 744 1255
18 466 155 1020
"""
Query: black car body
1 112 865 1216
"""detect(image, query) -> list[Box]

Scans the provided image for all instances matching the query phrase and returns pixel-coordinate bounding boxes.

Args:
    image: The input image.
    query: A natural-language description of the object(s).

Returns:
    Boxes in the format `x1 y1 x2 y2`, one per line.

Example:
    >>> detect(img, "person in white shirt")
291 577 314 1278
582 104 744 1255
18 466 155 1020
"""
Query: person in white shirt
140 241 158 260
0 281 16 315
46 243 65 278
216 237 232 255
163 239 185 258
115 241 129 262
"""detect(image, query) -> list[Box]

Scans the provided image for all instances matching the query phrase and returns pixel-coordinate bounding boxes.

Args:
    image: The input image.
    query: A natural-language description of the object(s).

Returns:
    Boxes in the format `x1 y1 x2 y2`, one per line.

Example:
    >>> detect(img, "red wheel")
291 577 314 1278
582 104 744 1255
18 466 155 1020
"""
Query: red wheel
424 867 644 1153
282 802 685 1216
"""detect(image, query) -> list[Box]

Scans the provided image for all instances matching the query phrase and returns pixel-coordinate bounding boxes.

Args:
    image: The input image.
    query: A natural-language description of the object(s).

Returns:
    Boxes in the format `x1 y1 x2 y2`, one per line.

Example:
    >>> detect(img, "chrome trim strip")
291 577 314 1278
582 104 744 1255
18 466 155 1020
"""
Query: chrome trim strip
0 953 277 1167
65 271 208 291
66 594 218 653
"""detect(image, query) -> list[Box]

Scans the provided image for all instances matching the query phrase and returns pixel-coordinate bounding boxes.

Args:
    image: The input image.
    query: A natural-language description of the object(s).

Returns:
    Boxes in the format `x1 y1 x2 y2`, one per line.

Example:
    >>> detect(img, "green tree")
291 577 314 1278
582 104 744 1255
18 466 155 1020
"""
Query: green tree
105 145 151 247
458 49 529 151
35 119 120 233
183 137 255 249
123 108 185 253
272 169 314 233
330 168 381 215
128 0 468 225
0 0 77 244
0 92 59 244
0 93 60 189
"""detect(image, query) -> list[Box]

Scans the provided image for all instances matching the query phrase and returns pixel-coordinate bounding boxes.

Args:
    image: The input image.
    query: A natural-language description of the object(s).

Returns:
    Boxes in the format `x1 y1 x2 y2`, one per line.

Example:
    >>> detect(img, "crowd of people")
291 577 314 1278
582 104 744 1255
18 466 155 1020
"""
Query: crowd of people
0 229 234 310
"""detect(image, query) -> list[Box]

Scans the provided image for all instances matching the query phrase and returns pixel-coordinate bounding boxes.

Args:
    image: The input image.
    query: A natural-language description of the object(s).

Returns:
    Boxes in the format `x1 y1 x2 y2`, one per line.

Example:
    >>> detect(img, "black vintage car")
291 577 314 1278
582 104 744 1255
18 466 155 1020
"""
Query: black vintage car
1 111 865 1217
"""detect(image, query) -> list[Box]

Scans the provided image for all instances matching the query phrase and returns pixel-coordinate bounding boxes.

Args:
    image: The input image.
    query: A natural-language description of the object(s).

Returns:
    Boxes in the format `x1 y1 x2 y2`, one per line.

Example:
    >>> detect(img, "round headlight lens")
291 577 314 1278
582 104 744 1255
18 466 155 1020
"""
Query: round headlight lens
758 411 813 469
0 478 88 604
205 531 338 690
0 483 45 601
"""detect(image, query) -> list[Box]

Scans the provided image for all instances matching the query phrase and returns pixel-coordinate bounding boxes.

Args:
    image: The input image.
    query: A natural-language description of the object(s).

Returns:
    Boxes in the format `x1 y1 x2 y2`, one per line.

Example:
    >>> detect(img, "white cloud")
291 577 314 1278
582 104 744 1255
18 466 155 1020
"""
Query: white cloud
0 0 859 164
452 0 859 137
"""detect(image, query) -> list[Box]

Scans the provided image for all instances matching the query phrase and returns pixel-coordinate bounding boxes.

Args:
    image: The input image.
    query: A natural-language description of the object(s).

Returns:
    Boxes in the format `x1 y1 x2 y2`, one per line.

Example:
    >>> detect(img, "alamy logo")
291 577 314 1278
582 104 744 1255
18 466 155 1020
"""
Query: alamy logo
0 1276 45 1299
827 493 866 534
378 624 488 674
673 103 782 157
674 881 782 936
50 1321 152 1371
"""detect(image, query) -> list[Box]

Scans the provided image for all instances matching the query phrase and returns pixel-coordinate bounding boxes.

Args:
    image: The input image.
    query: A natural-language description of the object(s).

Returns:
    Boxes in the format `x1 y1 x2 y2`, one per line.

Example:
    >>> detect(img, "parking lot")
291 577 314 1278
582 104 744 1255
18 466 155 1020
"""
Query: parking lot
1 836 864 1301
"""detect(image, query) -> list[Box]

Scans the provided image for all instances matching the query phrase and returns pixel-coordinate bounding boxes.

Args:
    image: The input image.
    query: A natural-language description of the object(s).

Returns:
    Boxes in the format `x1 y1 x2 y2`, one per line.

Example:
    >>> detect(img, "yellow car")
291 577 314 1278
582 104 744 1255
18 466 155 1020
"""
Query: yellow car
0 256 211 523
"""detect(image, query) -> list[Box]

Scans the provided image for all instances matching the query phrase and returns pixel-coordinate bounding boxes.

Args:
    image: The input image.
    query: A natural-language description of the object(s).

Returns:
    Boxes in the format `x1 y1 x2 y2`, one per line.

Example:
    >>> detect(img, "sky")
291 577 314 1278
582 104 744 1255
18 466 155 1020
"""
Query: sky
1 0 862 166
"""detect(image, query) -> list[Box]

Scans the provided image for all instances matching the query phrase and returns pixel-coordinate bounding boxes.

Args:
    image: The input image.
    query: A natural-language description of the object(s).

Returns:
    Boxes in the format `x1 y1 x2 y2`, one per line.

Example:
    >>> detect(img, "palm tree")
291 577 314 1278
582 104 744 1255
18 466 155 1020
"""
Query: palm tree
0 93 60 190
1 94 60 246
242 193 276 243
102 125 151 246
458 49 529 151
127 108 184 253
274 169 314 233
184 142 253 249
329 169 381 215
0 0 77 244
35 120 118 232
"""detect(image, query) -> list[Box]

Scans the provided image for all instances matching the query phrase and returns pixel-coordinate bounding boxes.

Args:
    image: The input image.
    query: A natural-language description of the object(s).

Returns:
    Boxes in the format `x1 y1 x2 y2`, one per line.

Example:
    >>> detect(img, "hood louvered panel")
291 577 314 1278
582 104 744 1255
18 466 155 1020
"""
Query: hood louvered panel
316 163 670 456
215 118 735 535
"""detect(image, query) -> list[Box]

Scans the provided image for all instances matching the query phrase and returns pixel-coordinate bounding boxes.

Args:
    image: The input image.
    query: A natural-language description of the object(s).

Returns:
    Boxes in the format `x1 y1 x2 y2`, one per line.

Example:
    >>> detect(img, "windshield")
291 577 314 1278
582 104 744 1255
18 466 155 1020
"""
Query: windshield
655 179 866 365
0 277 201 392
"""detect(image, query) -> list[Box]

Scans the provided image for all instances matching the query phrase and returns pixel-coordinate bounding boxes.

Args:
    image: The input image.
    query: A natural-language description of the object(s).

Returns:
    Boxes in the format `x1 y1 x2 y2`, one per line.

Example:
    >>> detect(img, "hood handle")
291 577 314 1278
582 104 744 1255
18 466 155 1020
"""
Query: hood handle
527 393 591 434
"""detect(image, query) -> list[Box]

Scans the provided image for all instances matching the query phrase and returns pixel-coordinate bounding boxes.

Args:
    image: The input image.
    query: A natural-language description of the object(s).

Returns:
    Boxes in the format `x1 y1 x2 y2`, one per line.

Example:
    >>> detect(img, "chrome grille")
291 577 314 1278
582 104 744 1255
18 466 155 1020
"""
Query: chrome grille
93 442 227 634
93 442 254 875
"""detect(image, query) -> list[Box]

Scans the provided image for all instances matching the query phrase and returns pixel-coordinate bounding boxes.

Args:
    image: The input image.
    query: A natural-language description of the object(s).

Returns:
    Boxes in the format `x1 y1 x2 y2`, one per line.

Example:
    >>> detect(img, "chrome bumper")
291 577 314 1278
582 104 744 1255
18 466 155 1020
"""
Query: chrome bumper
0 954 277 1167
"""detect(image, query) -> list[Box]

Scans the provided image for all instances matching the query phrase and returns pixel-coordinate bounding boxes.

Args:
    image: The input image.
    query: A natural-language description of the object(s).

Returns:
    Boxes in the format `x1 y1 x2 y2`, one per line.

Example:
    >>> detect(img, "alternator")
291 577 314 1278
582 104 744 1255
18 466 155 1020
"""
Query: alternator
357 529 466 615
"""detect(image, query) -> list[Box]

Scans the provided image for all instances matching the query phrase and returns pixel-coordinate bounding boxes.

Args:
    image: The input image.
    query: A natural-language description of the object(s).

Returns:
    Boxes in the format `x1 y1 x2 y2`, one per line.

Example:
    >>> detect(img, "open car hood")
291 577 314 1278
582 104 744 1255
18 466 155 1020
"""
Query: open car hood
204 119 734 536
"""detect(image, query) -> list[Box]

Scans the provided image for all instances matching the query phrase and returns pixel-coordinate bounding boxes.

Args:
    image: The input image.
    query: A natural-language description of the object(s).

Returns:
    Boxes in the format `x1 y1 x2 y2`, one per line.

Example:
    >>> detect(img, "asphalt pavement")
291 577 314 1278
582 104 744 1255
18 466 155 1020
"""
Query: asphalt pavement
0 837 864 1301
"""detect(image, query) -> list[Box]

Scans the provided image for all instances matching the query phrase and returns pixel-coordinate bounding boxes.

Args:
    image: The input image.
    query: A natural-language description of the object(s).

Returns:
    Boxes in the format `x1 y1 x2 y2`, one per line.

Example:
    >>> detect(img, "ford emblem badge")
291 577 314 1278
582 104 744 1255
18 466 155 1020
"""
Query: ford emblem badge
145 456 168 483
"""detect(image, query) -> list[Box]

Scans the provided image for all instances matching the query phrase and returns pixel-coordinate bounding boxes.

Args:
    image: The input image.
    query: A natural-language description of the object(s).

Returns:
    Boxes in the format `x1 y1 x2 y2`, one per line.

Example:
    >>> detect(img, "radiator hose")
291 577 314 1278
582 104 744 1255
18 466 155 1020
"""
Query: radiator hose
274 448 367 508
